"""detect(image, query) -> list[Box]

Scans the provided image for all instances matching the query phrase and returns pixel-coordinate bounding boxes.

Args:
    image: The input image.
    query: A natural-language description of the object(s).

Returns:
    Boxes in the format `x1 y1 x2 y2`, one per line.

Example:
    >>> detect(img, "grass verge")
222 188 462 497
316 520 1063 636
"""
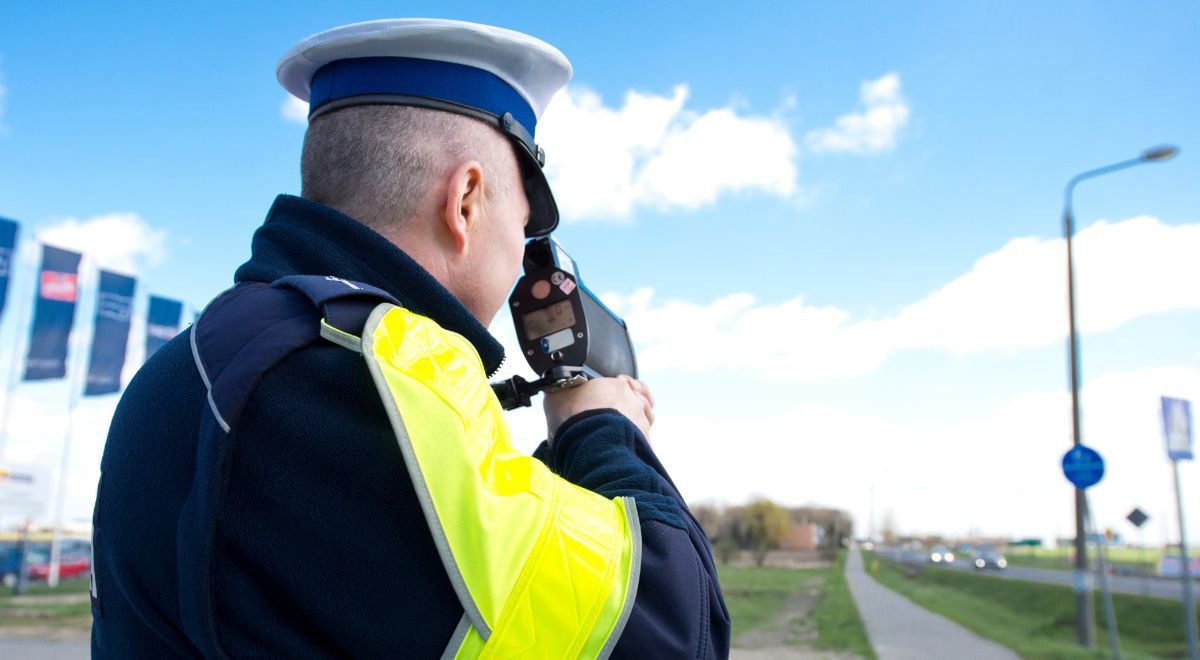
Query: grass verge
812 551 875 658
718 553 874 658
866 551 1198 659
0 578 92 634
1003 546 1161 575
718 564 814 636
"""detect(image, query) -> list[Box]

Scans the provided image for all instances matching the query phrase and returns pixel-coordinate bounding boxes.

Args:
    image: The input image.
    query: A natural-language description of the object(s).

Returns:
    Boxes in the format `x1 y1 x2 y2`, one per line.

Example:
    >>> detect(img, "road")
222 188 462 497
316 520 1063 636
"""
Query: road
0 638 88 659
846 547 1018 660
879 549 1194 601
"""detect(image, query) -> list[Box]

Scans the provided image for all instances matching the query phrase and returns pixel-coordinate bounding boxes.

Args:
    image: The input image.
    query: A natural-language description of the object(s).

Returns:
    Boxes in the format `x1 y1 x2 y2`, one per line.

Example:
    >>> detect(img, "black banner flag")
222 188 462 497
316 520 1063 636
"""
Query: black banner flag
145 295 183 360
24 245 83 381
84 270 136 396
0 218 18 319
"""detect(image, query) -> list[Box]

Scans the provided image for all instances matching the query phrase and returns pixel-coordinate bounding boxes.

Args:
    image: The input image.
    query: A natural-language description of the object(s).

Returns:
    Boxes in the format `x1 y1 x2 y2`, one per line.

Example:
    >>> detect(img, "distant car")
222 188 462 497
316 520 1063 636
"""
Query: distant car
929 545 956 564
0 542 54 587
974 550 1008 570
0 543 21 587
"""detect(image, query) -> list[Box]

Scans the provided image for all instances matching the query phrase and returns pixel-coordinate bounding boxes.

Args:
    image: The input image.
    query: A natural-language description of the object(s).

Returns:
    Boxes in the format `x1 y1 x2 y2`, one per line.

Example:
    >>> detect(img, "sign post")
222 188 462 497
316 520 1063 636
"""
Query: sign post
1163 396 1197 660
1127 508 1151 596
1062 445 1121 658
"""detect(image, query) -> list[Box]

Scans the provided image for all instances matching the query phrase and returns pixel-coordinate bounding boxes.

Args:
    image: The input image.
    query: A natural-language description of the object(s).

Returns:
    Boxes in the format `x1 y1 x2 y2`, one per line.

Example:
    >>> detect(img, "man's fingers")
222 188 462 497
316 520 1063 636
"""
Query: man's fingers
618 376 655 431
638 380 655 408
619 375 655 408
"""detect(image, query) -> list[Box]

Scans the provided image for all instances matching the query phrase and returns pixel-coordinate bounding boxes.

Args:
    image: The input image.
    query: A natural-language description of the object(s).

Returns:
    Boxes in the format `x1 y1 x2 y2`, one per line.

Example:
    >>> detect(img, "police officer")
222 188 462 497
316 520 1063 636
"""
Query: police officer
91 19 729 658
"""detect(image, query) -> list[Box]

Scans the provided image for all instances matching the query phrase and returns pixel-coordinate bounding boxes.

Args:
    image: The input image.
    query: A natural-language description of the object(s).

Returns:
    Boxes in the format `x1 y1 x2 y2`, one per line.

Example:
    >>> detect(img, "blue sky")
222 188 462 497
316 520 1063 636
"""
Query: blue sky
1 2 1199 542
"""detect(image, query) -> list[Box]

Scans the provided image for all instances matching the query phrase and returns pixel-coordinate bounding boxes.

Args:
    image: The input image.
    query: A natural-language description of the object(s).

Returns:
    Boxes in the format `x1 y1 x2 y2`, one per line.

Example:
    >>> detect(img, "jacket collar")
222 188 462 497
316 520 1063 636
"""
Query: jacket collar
234 194 506 376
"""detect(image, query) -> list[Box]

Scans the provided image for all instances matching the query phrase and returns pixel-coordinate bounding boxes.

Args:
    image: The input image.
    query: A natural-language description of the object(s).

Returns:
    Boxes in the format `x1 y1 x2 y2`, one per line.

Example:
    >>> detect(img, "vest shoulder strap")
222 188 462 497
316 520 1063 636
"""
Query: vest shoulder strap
272 275 400 351
191 276 396 433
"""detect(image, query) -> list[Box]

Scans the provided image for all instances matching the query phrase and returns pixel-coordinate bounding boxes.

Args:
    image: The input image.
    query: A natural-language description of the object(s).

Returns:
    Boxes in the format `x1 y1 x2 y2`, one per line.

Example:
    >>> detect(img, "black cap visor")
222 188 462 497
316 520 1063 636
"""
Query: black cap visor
514 146 559 238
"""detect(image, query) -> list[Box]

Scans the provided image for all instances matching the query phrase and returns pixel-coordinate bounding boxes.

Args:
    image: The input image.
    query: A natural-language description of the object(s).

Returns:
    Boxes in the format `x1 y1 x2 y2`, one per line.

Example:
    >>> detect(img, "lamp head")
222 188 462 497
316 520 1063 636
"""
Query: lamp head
1141 145 1179 162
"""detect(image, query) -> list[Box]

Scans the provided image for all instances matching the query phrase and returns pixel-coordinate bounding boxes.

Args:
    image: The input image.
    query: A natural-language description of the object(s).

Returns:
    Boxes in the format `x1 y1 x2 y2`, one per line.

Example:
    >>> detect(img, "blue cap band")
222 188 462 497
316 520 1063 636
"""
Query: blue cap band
308 57 538 137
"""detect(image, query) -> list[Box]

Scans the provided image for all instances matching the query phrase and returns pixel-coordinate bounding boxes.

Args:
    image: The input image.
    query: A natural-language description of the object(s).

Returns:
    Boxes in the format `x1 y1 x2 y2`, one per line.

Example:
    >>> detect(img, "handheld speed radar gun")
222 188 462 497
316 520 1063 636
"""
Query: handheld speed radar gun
491 238 638 411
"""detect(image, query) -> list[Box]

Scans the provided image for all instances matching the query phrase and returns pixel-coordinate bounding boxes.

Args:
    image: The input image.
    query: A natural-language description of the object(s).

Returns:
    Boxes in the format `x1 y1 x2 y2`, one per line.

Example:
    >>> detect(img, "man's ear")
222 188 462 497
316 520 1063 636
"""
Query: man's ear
441 160 485 255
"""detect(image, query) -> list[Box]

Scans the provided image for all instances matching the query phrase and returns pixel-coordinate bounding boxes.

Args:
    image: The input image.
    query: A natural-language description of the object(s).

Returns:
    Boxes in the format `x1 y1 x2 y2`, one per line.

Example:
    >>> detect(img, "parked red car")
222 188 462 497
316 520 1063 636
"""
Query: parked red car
28 552 91 581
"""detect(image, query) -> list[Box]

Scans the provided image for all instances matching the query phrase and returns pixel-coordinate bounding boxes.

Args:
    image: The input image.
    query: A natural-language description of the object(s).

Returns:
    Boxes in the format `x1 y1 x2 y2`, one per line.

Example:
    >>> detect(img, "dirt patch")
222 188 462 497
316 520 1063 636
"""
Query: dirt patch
6 594 89 606
731 576 861 659
731 648 862 659
727 550 835 571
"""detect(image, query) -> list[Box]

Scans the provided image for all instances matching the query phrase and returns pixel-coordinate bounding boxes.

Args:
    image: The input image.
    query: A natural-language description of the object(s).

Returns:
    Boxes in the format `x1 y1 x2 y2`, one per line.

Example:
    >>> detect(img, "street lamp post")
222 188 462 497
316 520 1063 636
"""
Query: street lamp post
1062 145 1178 648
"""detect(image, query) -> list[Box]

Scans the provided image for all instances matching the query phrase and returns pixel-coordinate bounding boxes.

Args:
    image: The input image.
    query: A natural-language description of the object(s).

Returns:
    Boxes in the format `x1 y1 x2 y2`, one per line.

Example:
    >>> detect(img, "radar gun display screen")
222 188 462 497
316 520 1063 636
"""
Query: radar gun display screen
490 237 639 411
522 299 576 340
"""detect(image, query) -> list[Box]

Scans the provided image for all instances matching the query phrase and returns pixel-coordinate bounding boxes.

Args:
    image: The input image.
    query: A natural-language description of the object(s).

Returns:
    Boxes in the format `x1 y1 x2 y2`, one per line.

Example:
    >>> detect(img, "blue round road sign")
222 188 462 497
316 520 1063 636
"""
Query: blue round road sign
1062 445 1105 489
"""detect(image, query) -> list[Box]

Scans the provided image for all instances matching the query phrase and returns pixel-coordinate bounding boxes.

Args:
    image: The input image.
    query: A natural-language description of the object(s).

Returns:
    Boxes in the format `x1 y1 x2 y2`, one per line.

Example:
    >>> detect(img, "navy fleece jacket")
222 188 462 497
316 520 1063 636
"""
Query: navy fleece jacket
90 195 729 658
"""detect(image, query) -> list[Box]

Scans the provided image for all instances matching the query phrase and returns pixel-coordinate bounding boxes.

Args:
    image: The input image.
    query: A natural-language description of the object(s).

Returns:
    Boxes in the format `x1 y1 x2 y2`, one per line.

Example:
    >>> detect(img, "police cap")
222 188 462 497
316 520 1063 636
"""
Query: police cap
277 18 572 237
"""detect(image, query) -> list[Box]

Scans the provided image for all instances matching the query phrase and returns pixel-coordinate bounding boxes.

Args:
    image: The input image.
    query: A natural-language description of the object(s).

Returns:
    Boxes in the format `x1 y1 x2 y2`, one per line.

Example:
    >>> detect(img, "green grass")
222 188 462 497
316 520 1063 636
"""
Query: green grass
812 551 875 658
866 551 1198 659
1004 546 1165 575
0 577 92 630
718 564 816 636
718 554 874 658
4 577 92 597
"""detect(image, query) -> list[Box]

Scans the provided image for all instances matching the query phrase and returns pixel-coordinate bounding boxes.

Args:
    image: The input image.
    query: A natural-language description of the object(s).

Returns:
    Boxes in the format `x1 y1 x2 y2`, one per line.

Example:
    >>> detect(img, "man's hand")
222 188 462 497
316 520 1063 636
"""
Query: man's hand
544 375 655 441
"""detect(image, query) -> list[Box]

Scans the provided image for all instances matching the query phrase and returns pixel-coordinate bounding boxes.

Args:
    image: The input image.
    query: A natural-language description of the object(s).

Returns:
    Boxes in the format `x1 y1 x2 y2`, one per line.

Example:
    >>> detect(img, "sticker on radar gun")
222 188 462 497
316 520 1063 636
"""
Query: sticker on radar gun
559 278 576 295
550 271 565 285
1061 444 1105 490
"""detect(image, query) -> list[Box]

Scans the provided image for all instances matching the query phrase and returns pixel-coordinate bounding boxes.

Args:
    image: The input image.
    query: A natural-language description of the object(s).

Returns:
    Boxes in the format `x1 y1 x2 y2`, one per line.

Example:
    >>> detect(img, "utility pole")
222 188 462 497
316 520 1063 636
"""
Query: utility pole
1061 145 1178 648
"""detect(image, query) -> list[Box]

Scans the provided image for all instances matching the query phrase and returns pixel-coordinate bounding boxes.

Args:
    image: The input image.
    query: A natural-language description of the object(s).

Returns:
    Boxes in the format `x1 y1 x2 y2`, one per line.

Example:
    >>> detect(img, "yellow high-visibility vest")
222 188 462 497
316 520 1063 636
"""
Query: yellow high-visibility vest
323 304 641 659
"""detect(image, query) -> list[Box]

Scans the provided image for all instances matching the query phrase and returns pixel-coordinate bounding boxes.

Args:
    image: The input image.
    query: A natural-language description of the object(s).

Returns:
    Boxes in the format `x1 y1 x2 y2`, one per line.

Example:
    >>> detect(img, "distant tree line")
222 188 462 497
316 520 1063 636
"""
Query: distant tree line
690 498 854 565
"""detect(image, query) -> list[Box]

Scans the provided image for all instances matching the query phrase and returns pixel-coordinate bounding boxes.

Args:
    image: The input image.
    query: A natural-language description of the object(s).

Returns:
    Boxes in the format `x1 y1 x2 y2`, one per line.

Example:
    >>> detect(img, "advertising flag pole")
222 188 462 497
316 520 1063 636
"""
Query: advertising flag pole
47 360 82 587
47 257 92 588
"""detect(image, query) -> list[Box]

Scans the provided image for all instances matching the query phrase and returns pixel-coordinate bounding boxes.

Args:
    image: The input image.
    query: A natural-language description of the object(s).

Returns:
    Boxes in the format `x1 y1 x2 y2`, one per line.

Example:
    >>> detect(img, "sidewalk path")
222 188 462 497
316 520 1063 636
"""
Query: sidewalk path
845 548 1017 660
0 638 88 660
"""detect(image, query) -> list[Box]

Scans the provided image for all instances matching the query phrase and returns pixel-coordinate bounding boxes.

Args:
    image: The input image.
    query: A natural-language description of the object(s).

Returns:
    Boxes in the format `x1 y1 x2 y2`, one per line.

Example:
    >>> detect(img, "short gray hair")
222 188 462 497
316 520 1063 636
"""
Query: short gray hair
300 105 518 235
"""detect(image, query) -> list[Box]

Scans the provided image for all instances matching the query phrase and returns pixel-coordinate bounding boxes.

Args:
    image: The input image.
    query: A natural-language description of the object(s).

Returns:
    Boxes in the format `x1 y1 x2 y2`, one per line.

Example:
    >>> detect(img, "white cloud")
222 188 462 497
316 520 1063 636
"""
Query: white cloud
805 73 909 155
648 365 1200 541
889 216 1200 354
604 288 890 382
538 85 798 220
653 401 905 513
38 213 167 274
281 95 308 124
606 216 1200 382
